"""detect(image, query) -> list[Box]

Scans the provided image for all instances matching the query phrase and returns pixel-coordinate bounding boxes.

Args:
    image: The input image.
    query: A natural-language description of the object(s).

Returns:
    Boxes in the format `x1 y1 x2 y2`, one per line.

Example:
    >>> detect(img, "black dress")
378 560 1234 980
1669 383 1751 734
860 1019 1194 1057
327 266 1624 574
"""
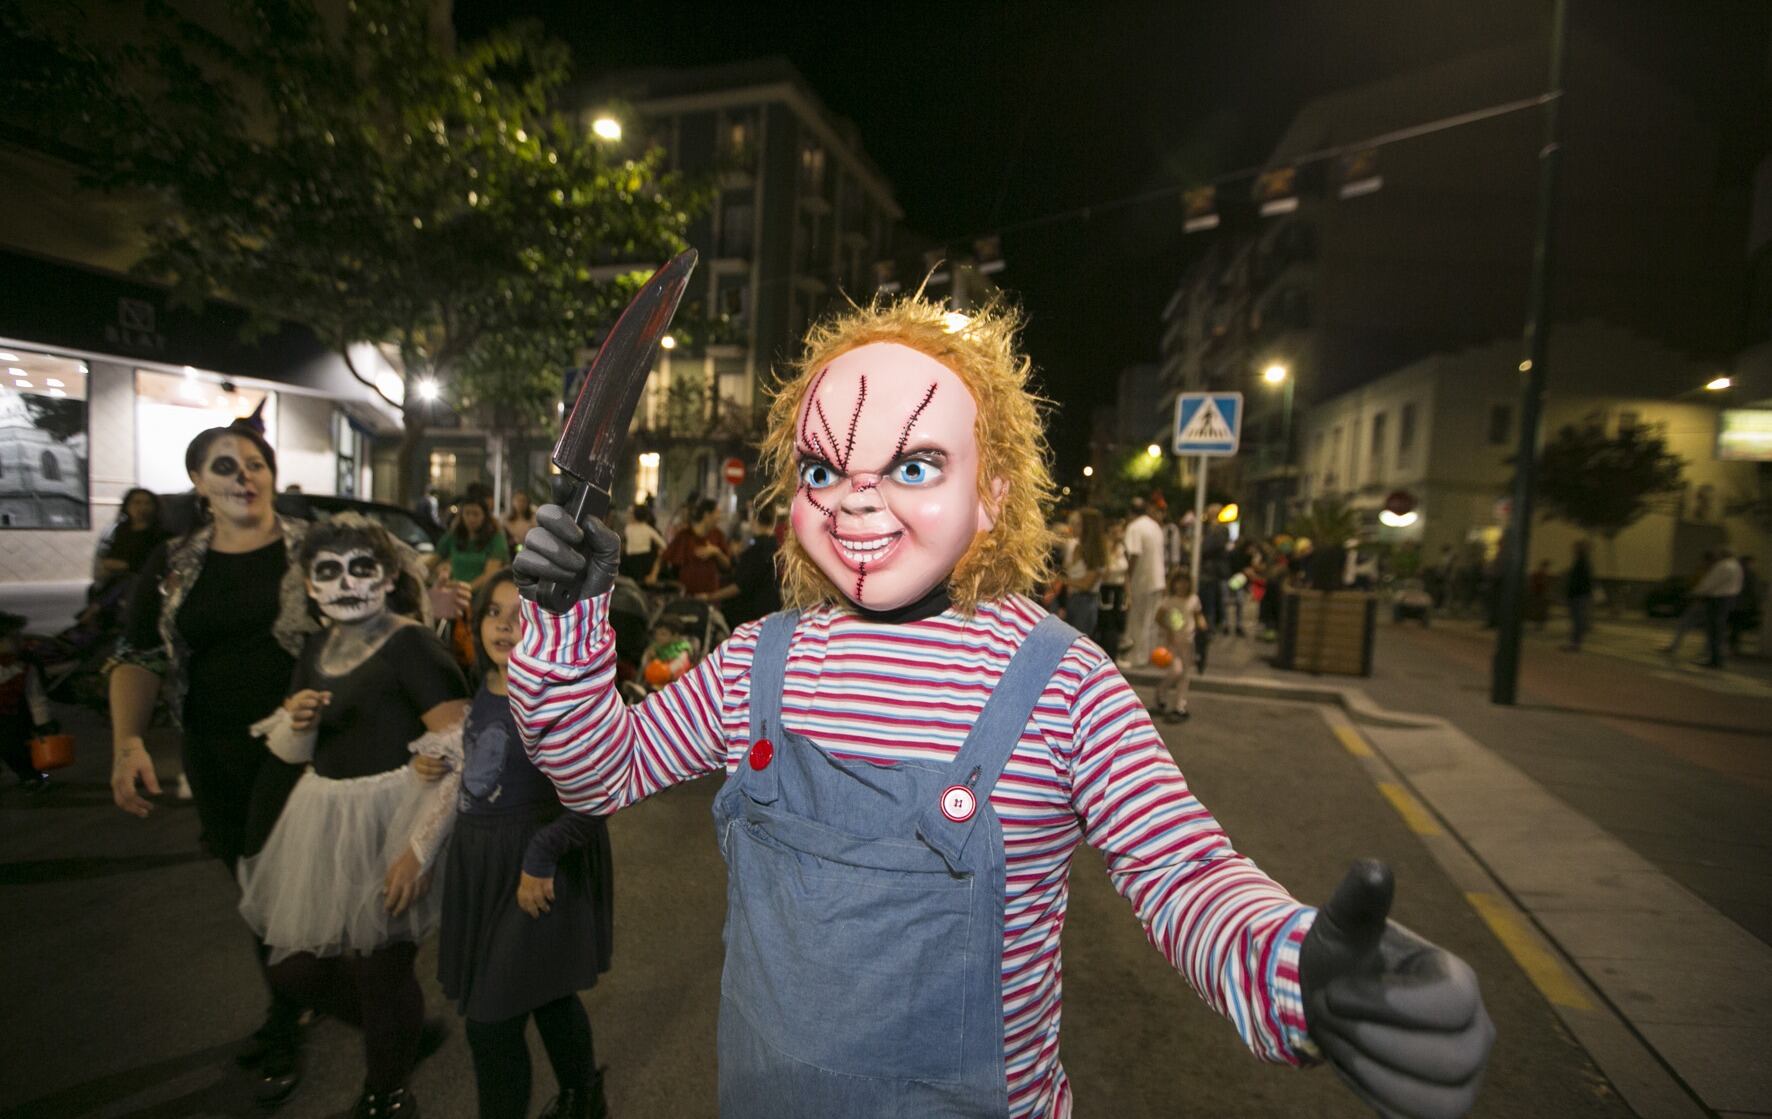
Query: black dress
122 539 303 866
439 685 613 1022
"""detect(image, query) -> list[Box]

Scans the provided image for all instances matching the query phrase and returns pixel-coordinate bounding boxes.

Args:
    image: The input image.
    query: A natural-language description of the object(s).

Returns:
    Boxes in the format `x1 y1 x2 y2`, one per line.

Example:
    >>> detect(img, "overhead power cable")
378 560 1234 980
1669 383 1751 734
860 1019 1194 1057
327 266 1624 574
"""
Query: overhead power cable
957 92 1558 240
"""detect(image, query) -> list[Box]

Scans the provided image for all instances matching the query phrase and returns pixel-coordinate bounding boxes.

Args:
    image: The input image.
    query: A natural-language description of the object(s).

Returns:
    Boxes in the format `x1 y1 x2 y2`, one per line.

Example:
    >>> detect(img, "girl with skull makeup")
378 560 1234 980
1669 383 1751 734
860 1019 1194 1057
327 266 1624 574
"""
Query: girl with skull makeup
111 423 320 1104
237 514 470 1119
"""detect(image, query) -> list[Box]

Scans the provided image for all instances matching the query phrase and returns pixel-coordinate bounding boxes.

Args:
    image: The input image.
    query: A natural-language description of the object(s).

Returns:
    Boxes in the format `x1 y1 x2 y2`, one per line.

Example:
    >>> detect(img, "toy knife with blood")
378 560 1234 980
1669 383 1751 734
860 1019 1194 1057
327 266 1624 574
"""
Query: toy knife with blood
535 247 698 614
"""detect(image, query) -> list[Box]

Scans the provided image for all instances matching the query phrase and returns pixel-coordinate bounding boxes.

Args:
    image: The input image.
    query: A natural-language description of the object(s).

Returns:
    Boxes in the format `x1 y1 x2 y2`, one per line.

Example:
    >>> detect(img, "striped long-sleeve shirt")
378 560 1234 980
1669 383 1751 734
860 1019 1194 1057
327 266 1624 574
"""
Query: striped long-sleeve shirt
510 592 1318 1117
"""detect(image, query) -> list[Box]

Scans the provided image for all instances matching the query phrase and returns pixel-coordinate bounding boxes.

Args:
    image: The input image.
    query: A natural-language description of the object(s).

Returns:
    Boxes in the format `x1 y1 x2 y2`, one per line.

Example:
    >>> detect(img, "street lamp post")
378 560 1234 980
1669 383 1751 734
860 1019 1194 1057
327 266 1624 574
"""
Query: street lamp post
1263 363 1294 533
1492 0 1569 706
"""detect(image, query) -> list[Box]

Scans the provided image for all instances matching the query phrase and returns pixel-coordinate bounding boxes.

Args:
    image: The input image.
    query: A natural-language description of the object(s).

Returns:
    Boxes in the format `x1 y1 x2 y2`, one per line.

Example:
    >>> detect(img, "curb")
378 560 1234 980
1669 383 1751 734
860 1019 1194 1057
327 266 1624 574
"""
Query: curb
1123 665 1442 729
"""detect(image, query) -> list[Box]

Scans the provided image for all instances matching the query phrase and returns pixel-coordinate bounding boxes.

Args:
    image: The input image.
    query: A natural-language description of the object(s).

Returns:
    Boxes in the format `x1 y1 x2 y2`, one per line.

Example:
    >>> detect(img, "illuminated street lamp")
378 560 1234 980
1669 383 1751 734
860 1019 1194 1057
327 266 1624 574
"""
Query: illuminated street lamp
660 334 676 350
1082 465 1094 478
1146 443 1162 459
1261 361 1296 478
1705 376 1732 391
416 377 441 402
591 116 622 141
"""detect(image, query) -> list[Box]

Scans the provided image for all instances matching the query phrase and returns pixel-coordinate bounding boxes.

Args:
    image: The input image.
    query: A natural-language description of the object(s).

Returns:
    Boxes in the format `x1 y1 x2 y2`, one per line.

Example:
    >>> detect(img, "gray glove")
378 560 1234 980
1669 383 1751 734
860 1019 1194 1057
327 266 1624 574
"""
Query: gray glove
1301 860 1494 1119
510 503 620 615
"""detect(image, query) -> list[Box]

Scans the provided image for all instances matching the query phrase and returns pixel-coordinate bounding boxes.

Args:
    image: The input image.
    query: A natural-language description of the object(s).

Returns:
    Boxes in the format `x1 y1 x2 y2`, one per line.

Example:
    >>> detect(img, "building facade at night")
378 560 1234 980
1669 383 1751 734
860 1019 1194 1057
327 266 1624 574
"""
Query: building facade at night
1296 322 1772 595
1156 34 1758 538
563 58 905 517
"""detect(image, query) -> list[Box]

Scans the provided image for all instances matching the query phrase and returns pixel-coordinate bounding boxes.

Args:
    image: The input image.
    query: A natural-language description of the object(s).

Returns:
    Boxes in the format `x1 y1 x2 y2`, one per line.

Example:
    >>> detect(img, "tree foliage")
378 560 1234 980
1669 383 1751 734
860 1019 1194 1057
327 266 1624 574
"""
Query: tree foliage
1526 420 1685 539
7 0 700 500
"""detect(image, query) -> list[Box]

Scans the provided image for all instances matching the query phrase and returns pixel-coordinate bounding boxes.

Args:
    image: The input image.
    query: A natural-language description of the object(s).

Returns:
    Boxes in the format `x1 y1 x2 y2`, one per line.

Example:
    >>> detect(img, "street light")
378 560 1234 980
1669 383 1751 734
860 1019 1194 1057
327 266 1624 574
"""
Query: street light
591 116 622 141
1146 444 1162 458
416 377 441 402
1082 465 1094 478
1705 376 1732 391
1262 361 1296 468
660 334 676 350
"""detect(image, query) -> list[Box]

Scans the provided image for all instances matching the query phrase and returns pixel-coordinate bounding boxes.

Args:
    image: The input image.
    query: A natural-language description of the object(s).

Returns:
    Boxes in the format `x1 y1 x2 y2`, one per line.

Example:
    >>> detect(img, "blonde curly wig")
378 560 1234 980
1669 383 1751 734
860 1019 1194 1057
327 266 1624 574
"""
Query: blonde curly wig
759 294 1056 615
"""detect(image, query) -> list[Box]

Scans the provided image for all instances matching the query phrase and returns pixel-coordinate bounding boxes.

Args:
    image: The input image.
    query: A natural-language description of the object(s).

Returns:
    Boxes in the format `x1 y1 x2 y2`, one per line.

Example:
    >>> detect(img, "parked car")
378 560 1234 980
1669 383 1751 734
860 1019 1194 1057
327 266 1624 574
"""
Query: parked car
1392 577 1433 625
158 490 439 553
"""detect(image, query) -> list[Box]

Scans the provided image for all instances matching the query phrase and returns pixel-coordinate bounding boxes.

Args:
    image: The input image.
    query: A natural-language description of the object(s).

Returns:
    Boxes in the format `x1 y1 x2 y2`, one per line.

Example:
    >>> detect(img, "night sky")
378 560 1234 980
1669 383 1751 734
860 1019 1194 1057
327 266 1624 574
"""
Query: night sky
454 1 1766 473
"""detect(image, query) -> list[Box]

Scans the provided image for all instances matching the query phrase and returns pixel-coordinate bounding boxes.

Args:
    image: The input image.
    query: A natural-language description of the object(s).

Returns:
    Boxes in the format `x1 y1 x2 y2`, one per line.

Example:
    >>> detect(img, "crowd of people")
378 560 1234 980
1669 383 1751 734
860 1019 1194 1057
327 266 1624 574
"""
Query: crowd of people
79 294 1498 1119
1040 496 1355 719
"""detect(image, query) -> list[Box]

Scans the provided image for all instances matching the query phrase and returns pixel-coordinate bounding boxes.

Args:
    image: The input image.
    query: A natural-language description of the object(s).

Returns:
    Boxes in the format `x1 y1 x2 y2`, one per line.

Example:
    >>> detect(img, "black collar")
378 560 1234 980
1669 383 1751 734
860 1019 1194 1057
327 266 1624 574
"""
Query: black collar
850 581 952 625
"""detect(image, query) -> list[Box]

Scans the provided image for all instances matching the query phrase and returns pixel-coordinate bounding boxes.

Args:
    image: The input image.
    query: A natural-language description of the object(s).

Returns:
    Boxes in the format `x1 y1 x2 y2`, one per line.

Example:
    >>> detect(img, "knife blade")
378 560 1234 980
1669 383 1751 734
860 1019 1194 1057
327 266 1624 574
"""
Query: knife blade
538 247 697 612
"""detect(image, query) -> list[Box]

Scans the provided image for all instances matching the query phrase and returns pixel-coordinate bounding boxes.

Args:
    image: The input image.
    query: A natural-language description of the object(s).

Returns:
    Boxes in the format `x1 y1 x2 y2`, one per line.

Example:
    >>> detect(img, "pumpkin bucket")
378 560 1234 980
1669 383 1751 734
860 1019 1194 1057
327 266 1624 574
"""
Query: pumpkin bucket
30 733 76 771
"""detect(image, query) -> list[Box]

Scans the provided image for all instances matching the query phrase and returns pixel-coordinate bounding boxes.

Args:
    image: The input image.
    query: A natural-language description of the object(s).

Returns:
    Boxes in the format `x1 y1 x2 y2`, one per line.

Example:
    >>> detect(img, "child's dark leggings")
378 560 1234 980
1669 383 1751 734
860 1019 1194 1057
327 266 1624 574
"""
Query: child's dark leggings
2 727 38 780
465 994 595 1119
268 942 424 1093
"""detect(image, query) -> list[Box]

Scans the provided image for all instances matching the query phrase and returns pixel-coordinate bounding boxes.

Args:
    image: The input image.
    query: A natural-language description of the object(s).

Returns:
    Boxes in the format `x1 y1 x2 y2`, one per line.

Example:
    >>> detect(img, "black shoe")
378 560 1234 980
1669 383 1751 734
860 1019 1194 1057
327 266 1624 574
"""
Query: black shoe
252 1036 302 1108
540 1070 608 1119
351 1085 419 1119
236 1006 301 1070
1162 708 1190 724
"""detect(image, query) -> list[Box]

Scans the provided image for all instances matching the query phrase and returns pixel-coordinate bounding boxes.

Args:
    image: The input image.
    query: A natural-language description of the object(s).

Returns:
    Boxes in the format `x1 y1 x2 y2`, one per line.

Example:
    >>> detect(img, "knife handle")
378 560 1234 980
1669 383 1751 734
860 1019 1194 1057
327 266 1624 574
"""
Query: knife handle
535 480 612 615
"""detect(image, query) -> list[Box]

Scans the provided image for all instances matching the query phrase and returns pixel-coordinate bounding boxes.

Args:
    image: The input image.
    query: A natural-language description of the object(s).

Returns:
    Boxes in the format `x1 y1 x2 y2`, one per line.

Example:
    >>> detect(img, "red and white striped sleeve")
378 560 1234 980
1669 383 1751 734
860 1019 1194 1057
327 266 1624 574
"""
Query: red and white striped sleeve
506 595 755 815
1064 655 1319 1066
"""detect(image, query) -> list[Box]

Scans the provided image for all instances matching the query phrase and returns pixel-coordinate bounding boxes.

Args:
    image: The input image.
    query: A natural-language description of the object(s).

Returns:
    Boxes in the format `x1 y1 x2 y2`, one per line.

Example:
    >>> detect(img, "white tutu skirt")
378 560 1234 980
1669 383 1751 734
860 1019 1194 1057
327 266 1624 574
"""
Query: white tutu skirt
238 766 445 962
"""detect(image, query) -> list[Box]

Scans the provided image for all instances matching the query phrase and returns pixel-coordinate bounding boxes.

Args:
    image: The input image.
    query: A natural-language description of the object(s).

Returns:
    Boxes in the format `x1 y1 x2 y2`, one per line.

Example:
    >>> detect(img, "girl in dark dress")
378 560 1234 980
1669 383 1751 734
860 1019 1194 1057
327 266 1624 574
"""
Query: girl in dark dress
238 515 469 1119
439 571 614 1119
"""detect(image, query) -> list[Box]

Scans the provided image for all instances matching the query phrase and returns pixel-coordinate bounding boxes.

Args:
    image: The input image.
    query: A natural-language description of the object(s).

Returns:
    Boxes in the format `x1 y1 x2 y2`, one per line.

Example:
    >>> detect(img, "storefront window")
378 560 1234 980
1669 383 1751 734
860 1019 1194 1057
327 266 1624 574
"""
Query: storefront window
0 349 90 529
135 368 274 493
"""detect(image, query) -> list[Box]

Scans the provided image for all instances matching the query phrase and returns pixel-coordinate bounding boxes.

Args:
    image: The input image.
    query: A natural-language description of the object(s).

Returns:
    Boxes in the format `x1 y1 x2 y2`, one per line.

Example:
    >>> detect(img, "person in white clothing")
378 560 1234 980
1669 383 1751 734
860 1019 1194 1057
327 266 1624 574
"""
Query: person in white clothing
1693 548 1744 668
1122 498 1166 666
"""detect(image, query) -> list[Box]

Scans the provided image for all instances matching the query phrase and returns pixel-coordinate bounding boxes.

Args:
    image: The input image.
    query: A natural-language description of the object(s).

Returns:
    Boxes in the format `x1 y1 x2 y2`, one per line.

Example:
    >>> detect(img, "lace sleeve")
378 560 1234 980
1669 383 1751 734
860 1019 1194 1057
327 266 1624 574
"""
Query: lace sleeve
405 722 464 871
250 707 317 765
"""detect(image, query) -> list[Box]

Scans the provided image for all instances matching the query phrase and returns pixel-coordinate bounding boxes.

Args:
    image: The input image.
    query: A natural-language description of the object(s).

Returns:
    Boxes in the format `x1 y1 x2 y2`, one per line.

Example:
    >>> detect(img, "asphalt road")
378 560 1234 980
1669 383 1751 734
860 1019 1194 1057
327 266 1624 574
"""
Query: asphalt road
2 690 1632 1118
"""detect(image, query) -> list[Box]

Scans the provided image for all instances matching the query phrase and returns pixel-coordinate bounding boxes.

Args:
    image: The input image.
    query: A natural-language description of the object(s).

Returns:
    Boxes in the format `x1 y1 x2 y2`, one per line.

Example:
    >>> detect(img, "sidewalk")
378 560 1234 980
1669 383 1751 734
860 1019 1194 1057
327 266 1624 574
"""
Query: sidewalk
1130 617 1772 1119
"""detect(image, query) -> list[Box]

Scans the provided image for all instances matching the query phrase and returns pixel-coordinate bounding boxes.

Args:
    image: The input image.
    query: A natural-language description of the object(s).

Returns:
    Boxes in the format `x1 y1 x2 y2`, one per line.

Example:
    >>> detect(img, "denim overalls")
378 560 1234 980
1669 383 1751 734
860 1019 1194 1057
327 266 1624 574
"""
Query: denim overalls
713 609 1079 1118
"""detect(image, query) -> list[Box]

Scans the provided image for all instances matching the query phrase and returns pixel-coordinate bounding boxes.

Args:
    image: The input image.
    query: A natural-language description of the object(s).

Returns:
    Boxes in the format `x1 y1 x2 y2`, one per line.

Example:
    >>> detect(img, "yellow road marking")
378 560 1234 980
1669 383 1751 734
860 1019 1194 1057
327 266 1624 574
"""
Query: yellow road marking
1332 723 1374 757
1376 782 1441 835
1465 892 1595 1010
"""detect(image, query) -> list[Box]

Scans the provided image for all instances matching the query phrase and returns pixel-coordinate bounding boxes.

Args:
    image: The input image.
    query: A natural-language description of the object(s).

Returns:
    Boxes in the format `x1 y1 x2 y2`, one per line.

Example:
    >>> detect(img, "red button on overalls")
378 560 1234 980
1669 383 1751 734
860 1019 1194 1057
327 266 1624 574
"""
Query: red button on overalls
748 738 774 770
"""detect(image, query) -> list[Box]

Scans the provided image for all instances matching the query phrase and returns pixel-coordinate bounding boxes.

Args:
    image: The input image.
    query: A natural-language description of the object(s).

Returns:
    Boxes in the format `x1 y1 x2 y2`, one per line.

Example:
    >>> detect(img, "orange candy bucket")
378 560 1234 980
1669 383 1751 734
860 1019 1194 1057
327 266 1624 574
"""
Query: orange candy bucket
29 734 76 771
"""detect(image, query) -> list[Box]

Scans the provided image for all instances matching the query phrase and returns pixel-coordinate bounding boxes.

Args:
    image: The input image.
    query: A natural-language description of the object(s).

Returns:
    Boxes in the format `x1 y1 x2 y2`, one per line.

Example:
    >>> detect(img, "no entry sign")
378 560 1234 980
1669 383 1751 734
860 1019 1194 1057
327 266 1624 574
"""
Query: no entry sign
723 457 746 486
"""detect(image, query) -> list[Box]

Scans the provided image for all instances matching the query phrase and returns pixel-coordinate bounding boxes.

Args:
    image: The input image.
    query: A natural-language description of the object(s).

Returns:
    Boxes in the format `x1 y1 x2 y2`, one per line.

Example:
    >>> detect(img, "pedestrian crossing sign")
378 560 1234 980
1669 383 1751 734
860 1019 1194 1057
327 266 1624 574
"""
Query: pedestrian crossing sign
1173 392 1243 456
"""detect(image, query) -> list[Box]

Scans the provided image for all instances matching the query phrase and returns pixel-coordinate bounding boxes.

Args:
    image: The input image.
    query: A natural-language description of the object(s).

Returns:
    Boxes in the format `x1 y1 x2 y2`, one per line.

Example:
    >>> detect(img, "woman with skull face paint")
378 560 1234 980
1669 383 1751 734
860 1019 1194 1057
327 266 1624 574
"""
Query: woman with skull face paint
110 423 320 1104
237 515 470 1119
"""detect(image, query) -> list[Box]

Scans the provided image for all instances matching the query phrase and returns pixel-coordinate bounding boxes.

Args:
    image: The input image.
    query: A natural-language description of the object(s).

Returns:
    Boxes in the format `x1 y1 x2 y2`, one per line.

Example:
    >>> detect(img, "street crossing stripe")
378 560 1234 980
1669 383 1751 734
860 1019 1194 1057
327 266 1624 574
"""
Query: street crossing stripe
1332 724 1374 758
1376 781 1441 835
1464 892 1595 1011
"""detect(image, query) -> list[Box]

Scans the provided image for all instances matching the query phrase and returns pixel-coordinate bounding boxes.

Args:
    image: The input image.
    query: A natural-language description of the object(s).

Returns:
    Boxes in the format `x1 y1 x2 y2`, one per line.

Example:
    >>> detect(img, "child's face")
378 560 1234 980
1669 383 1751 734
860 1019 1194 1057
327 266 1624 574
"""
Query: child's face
479 581 521 670
653 623 680 644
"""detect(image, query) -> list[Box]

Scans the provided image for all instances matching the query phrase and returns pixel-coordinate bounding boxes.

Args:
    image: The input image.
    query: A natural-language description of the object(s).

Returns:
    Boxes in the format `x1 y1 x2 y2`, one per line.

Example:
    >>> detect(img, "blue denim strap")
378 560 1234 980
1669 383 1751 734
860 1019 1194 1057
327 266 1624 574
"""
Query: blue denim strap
918 613 1079 867
742 609 799 805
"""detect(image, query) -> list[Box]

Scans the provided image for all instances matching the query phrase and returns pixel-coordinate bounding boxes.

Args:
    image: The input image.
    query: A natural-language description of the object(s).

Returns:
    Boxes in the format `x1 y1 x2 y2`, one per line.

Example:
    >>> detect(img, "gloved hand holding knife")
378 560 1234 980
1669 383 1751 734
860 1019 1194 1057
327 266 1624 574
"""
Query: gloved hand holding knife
512 249 697 614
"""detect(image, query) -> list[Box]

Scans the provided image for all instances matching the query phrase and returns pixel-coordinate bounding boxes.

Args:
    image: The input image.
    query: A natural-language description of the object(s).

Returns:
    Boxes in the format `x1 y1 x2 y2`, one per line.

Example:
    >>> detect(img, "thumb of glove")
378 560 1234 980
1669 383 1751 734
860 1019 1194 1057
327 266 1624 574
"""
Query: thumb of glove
1302 858 1394 999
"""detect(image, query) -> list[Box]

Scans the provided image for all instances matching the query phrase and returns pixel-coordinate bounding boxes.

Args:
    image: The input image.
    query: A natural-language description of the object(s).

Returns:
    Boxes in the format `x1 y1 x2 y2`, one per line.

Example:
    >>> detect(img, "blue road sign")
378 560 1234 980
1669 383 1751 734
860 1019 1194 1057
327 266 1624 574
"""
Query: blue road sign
1173 392 1243 456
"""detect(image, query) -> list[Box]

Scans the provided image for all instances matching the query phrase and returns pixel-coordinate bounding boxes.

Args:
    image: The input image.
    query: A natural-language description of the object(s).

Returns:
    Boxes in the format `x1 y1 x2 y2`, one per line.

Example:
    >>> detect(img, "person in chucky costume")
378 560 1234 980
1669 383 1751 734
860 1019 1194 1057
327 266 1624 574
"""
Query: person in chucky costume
508 296 1493 1119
